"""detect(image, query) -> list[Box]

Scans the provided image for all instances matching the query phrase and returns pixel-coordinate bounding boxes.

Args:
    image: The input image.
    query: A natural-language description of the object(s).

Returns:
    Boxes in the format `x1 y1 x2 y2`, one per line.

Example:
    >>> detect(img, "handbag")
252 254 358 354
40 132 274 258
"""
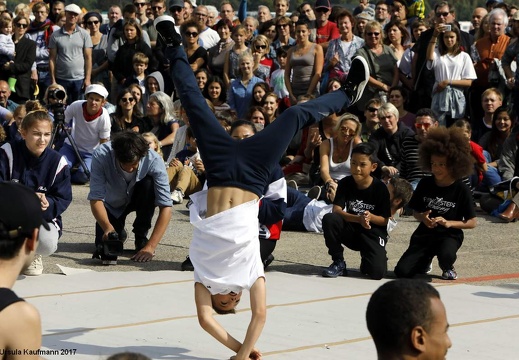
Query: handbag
489 176 518 201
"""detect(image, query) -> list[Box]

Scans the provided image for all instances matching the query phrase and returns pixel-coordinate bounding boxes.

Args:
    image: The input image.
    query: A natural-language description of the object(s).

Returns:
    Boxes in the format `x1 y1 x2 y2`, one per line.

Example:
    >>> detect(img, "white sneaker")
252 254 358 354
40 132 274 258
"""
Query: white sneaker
24 254 43 276
171 189 184 204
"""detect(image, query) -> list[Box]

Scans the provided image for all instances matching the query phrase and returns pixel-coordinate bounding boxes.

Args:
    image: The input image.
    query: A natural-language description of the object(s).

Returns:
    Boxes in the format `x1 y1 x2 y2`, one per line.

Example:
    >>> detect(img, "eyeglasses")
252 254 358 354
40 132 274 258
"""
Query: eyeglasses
86 20 100 25
152 6 163 10
134 2 147 7
121 97 135 103
15 23 28 28
195 12 207 17
415 123 433 129
255 44 267 49
366 32 380 36
367 107 379 112
185 31 198 37
436 11 450 18
315 8 329 13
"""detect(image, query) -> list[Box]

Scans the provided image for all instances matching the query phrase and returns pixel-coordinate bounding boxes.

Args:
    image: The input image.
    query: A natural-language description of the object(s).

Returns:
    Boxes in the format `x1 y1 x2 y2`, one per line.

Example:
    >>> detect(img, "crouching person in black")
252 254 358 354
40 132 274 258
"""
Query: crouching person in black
89 131 172 264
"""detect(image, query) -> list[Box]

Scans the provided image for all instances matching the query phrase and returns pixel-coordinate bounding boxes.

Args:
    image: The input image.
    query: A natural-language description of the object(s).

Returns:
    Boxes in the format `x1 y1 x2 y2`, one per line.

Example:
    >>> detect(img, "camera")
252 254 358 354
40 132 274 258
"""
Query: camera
443 24 451 32
48 88 66 101
93 232 124 264
48 89 66 124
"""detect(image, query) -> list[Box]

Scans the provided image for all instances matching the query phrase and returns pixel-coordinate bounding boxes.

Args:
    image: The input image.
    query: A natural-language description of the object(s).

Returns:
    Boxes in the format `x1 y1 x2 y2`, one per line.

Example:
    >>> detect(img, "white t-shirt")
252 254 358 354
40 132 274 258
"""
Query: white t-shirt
189 190 265 295
426 49 477 92
64 100 111 154
198 27 220 50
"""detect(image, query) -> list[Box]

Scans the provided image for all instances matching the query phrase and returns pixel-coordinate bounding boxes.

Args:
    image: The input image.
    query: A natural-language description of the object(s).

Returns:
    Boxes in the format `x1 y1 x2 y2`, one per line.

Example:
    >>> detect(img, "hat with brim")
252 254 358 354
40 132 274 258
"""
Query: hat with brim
0 182 50 240
64 4 82 15
85 84 109 99
169 0 184 10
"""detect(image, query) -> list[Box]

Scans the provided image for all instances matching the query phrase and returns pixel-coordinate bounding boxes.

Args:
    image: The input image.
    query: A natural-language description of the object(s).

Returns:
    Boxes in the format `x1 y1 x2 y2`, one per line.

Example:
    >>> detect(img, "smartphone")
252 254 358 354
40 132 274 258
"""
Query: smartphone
443 24 451 32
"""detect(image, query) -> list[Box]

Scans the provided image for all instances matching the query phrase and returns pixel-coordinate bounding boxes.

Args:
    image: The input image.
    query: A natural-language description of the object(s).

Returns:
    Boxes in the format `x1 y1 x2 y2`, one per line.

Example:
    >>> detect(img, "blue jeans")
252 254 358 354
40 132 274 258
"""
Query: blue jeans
59 143 92 184
481 150 502 189
166 46 351 197
283 186 312 231
56 78 84 103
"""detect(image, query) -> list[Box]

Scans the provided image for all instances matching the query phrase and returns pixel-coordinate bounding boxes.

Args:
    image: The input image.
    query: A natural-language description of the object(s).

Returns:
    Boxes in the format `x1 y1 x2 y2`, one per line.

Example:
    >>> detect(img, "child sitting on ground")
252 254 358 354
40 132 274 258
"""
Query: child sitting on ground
394 126 477 280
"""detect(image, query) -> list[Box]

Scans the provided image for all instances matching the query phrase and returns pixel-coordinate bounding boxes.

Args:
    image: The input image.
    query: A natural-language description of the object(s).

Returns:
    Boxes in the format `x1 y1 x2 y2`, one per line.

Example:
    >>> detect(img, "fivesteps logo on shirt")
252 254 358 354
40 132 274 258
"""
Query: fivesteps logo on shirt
347 200 375 214
423 197 456 214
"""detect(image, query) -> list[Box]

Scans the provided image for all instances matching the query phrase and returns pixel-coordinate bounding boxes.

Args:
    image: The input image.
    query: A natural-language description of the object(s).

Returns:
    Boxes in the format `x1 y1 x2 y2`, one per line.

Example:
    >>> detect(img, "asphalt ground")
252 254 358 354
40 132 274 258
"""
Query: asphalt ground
44 184 519 286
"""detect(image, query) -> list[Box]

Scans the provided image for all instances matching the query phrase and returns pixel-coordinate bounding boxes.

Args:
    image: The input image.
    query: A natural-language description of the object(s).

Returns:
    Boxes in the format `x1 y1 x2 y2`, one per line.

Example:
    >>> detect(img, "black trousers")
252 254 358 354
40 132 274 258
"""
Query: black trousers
322 212 388 280
394 233 462 278
95 176 156 247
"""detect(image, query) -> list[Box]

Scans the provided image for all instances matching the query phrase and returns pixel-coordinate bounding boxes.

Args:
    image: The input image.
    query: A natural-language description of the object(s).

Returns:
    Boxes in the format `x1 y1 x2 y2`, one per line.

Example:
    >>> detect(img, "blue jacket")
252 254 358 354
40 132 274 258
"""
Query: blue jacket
0 139 72 232
88 142 172 217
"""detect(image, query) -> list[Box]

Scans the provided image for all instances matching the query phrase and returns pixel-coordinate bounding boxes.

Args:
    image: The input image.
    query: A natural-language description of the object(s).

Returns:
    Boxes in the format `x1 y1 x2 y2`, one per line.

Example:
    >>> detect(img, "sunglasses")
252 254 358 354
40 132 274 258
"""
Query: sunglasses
134 2 147 7
185 31 198 37
415 123 433 129
315 8 329 13
367 107 379 112
366 32 380 36
86 20 100 25
15 23 28 28
170 6 182 12
436 11 450 17
277 23 289 28
152 6 163 10
121 97 135 103
255 44 267 50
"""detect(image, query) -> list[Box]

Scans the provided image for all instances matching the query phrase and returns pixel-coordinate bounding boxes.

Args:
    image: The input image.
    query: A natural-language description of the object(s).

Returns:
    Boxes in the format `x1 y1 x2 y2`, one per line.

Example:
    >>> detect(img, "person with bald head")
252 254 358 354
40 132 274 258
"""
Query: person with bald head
0 80 18 112
194 5 220 49
471 7 488 35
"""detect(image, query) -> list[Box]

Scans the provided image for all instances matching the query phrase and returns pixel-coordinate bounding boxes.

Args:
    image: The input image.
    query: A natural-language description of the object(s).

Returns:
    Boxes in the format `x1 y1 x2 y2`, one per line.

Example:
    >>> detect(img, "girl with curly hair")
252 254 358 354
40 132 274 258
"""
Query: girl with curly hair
394 126 477 281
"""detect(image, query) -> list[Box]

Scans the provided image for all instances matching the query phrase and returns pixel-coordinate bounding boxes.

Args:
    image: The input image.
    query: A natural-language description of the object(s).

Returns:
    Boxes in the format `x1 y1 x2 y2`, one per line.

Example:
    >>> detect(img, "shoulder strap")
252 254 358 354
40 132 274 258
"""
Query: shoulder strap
0 288 23 312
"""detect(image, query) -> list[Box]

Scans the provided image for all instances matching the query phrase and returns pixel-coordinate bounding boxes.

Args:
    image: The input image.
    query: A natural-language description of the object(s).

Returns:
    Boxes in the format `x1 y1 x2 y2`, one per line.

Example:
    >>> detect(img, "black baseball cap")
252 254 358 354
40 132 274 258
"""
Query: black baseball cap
0 182 50 240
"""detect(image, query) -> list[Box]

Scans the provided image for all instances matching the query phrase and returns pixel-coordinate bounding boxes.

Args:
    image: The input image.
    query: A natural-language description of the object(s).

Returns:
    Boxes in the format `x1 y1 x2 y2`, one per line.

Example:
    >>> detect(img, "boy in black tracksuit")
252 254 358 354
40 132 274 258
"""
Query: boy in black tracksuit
322 143 391 280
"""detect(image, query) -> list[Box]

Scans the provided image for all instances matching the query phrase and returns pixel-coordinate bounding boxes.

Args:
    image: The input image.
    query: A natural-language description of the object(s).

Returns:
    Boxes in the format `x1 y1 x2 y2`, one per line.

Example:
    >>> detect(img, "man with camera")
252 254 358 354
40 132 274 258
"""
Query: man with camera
89 131 172 264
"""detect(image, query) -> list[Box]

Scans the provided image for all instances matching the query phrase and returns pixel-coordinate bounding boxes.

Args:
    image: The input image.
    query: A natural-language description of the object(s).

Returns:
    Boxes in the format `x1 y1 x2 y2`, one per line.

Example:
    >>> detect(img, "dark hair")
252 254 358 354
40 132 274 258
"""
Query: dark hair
230 119 257 135
366 279 440 355
211 297 236 315
203 76 227 104
452 118 471 132
258 20 275 35
438 22 461 56
112 131 149 163
0 223 26 259
246 106 269 125
106 353 151 360
388 85 409 104
389 177 413 209
336 9 356 28
415 108 437 122
384 19 410 46
485 106 515 160
419 126 475 180
295 17 310 28
434 1 455 15
115 88 143 119
276 45 290 58
122 4 137 15
251 82 271 107
329 5 346 23
180 18 203 35
215 18 234 32
124 18 143 42
351 142 377 163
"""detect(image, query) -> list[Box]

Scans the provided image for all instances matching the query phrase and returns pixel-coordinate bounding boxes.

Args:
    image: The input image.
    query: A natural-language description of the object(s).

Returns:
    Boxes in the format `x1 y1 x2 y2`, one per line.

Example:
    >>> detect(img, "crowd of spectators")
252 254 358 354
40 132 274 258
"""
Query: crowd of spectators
0 0 519 278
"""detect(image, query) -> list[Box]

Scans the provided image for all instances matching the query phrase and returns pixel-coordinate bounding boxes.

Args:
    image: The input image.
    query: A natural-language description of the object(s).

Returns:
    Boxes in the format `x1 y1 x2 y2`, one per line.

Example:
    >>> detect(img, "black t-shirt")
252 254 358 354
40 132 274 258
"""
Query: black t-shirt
333 176 391 237
409 177 476 239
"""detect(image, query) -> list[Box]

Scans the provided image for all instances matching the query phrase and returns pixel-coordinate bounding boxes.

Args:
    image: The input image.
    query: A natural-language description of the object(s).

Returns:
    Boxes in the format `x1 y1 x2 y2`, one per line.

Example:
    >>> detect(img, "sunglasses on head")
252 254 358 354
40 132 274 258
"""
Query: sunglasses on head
415 123 432 129
121 97 135 103
367 32 380 36
86 20 100 25
185 31 198 37
255 44 267 49
436 11 450 17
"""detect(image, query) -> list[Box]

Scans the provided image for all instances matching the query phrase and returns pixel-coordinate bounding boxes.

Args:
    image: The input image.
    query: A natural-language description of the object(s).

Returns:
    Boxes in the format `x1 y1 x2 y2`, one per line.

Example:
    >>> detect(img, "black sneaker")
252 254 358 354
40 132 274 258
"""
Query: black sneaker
263 254 274 270
135 236 148 252
154 15 181 48
181 256 194 271
341 56 369 107
322 260 347 278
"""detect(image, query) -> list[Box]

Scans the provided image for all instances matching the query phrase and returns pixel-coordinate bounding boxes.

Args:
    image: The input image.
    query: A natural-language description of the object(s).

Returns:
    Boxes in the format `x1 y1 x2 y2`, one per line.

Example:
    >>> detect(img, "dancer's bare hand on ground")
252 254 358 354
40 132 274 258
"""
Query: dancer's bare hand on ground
131 246 155 262
230 348 262 360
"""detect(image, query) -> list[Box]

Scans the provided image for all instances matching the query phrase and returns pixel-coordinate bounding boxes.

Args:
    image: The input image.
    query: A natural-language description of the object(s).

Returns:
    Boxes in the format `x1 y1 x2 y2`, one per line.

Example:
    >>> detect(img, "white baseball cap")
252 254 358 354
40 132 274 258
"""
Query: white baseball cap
64 4 82 15
85 84 108 99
